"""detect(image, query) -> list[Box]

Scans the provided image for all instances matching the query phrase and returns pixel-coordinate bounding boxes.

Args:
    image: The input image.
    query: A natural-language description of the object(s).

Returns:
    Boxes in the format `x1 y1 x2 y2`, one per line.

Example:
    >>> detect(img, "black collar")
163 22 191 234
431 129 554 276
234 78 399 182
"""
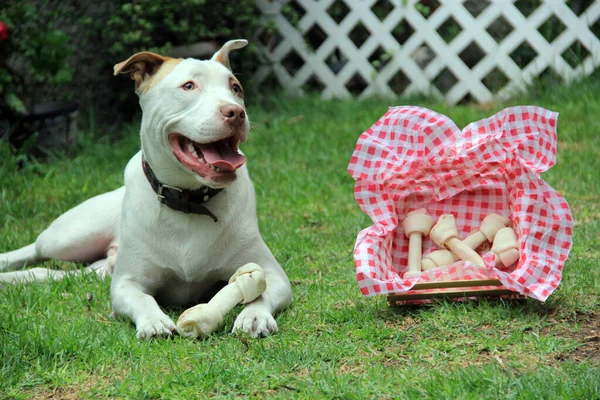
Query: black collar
142 157 222 222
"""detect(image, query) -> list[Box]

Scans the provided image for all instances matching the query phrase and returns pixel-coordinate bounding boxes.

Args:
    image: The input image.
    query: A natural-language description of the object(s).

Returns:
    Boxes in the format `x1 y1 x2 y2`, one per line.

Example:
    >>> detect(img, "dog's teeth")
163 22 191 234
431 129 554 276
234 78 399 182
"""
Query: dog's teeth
210 165 216 170
186 142 195 153
199 157 206 164
192 150 199 159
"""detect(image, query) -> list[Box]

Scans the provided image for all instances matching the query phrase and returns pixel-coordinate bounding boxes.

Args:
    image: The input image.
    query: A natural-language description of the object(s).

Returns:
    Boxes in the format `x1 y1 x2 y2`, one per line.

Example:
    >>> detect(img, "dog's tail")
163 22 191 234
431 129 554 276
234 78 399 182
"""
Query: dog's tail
0 254 115 286
0 244 43 272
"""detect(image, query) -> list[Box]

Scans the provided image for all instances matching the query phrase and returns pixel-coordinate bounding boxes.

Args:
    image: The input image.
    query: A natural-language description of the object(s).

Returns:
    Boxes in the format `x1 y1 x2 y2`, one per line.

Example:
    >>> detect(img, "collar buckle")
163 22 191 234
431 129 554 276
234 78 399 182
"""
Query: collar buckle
157 183 182 203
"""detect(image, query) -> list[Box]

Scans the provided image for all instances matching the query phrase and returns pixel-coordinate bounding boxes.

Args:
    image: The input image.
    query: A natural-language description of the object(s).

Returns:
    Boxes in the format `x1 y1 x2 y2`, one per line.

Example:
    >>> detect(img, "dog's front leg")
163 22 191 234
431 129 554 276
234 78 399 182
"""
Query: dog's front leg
232 242 292 337
111 275 176 340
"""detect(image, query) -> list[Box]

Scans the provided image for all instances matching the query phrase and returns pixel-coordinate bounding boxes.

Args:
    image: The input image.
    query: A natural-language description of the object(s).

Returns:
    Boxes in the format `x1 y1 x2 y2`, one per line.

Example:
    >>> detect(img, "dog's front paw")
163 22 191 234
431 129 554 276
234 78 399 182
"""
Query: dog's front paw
136 314 176 340
232 307 278 338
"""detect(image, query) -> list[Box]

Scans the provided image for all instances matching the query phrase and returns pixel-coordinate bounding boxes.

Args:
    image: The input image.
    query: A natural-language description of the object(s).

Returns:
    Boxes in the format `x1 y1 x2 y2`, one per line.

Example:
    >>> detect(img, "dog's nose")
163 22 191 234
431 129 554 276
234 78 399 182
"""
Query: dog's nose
220 105 246 125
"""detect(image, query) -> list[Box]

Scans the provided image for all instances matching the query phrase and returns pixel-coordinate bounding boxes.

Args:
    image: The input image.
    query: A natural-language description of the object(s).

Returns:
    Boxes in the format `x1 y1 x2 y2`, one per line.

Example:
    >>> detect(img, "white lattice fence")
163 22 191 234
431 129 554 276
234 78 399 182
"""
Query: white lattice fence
255 0 600 104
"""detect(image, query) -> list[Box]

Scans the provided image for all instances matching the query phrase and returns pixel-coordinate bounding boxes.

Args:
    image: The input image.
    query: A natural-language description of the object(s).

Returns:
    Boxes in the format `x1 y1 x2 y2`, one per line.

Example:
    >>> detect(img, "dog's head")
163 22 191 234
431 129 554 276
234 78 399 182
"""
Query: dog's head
114 40 250 189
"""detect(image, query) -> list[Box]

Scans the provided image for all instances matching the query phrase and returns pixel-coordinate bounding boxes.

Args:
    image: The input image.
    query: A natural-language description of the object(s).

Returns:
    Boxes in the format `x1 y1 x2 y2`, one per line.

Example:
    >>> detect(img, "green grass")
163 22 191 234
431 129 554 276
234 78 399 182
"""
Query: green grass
1 75 599 399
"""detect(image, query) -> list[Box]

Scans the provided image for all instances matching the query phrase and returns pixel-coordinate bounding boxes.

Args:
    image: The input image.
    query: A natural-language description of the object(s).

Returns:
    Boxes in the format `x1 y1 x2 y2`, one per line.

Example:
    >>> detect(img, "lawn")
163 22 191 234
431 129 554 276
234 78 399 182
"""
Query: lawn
0 75 599 399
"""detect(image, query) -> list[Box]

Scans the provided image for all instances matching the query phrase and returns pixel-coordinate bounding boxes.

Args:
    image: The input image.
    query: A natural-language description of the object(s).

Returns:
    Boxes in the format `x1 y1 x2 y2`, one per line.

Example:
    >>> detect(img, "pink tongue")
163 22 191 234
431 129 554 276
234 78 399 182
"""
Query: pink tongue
198 141 246 171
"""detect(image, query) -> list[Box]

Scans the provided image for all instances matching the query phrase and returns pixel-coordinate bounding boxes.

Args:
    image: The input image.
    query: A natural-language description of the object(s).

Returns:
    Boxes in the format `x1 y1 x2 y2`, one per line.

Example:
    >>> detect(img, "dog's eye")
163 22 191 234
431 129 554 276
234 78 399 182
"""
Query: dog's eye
232 83 243 96
181 81 196 91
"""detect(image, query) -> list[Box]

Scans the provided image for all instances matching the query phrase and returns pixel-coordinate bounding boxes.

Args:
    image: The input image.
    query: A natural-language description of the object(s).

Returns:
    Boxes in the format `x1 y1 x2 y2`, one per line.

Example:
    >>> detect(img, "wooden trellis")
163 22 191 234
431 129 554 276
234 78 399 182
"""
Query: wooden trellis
255 0 600 104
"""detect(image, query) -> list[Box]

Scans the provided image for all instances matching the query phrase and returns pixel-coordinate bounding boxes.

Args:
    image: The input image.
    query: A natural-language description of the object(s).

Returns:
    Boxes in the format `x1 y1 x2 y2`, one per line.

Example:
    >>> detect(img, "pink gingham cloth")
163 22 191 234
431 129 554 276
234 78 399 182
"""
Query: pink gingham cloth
348 106 573 301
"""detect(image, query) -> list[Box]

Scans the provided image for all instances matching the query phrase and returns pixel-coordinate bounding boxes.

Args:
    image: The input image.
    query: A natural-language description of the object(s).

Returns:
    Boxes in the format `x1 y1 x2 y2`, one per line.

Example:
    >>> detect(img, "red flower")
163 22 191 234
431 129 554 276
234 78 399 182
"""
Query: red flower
0 22 8 41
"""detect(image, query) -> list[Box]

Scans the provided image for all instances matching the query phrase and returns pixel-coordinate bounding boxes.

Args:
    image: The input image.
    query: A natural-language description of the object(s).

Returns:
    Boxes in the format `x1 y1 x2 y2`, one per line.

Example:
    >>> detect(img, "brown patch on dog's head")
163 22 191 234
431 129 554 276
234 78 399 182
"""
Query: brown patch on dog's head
113 52 182 93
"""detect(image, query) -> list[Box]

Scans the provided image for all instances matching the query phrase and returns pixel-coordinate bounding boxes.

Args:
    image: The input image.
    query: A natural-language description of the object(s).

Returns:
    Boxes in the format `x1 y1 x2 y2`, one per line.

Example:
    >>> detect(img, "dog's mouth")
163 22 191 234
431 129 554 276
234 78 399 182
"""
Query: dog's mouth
168 133 246 181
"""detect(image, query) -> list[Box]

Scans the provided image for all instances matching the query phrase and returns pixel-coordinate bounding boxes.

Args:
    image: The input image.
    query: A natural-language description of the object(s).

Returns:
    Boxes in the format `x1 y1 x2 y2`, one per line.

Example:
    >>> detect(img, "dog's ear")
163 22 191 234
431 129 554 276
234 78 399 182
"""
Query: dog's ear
113 52 170 90
210 39 248 71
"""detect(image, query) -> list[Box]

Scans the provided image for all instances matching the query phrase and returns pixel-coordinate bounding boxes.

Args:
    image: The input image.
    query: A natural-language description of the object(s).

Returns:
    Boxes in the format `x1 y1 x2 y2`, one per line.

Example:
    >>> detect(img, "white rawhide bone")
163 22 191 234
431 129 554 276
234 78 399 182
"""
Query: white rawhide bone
492 227 520 267
402 208 434 278
429 214 485 267
422 214 511 271
176 263 266 339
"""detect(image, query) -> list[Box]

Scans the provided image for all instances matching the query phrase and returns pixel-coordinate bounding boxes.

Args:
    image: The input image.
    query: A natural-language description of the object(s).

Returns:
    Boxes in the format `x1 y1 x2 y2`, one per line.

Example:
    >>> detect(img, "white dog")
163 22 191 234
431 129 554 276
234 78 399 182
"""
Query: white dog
0 40 292 340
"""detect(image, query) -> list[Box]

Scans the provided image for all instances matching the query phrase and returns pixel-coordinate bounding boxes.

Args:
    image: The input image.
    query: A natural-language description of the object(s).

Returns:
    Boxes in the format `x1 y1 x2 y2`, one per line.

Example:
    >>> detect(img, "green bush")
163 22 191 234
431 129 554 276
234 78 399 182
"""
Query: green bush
0 3 73 120
99 1 261 58
1 0 265 128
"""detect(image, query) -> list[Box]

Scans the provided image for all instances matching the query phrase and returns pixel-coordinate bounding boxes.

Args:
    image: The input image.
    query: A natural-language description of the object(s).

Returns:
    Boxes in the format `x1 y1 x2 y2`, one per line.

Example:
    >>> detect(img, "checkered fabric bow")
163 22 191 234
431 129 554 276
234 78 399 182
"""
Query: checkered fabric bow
348 106 573 301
